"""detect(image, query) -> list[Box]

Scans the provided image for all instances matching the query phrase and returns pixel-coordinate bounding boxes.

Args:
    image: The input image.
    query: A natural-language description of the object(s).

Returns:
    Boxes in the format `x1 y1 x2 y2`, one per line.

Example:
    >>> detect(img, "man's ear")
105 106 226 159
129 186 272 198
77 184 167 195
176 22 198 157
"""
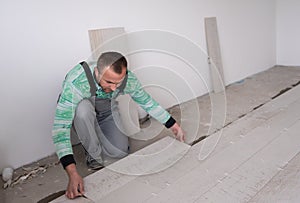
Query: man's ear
94 67 99 77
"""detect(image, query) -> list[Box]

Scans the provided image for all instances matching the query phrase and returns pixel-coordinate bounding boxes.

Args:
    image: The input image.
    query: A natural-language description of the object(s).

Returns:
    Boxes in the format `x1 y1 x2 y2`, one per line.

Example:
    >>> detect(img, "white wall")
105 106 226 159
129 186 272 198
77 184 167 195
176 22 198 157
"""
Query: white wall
0 0 277 171
276 0 300 65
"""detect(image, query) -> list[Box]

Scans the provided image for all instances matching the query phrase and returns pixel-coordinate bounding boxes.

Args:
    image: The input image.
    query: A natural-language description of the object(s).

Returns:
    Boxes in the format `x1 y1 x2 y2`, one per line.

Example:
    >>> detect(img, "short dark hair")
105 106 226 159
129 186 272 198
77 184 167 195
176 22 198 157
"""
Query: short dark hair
97 52 127 74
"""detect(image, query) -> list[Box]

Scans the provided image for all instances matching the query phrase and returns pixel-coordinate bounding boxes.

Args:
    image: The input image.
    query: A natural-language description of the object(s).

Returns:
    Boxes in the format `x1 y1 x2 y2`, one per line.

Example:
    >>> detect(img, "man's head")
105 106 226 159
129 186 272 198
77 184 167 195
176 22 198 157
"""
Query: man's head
94 52 127 93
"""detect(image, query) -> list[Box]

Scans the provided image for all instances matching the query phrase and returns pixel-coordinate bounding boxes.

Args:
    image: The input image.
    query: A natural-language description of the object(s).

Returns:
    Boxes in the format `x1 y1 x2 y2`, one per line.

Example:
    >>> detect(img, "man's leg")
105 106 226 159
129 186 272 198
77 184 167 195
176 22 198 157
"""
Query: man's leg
97 117 129 159
97 101 129 159
73 99 103 164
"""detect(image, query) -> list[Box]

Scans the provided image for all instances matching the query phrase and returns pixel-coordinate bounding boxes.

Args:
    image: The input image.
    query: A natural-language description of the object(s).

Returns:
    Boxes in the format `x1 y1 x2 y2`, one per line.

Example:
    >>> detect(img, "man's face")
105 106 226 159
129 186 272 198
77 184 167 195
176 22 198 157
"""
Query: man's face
95 66 127 93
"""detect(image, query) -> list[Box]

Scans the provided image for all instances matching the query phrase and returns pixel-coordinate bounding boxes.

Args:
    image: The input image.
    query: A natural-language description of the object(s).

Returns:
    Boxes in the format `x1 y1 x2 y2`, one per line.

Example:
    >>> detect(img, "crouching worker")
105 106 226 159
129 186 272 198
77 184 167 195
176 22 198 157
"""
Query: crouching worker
52 51 185 199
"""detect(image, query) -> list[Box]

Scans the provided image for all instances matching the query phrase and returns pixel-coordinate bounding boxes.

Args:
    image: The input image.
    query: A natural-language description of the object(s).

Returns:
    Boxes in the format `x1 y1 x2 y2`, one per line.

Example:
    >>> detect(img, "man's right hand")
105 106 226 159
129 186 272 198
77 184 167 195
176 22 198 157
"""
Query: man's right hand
65 164 85 199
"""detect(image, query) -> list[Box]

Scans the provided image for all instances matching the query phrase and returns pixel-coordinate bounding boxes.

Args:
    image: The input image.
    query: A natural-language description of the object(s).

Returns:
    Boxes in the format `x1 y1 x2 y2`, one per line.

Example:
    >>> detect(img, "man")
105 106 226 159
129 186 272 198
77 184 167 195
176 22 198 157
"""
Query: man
52 51 185 199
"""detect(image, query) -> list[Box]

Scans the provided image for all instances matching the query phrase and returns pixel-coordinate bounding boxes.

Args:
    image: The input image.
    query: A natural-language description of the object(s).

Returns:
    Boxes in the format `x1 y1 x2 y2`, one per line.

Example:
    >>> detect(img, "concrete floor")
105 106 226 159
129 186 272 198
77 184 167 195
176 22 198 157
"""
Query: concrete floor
1 65 300 203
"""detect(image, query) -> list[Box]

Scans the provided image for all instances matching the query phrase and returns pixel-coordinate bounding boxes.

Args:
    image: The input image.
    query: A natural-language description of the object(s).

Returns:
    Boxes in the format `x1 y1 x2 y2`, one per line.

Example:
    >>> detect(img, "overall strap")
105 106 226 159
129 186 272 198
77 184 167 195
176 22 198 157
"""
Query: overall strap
80 61 97 96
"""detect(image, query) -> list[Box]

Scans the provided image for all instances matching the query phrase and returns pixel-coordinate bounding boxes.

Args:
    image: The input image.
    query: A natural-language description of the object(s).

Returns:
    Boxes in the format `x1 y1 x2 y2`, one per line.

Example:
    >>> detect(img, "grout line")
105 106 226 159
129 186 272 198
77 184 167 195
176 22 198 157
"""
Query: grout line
271 87 292 99
272 80 300 99
191 79 300 147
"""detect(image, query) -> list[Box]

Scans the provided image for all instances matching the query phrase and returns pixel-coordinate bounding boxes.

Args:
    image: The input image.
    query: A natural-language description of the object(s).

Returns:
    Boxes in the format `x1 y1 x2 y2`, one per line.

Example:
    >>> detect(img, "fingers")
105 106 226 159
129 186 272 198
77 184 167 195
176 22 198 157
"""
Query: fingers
65 187 77 199
181 130 186 142
78 181 85 195
180 134 185 142
66 188 78 199
65 170 85 199
170 123 186 143
65 182 84 199
176 129 185 142
66 189 74 199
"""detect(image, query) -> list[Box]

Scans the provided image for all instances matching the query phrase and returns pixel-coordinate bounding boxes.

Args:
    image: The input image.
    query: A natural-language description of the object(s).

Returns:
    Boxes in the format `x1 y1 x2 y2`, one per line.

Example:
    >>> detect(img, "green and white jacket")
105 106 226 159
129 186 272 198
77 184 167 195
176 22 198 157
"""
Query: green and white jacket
52 62 175 167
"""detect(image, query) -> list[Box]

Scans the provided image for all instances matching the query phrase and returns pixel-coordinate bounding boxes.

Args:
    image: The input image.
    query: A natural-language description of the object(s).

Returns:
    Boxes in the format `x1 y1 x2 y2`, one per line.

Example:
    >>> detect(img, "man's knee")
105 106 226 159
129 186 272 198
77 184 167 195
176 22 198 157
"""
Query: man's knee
104 140 129 159
75 99 94 121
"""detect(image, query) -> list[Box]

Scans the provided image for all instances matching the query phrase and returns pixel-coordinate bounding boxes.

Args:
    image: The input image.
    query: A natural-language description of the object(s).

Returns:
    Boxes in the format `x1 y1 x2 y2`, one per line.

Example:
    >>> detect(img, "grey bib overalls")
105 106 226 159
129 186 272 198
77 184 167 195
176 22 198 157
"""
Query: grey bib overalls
73 62 129 164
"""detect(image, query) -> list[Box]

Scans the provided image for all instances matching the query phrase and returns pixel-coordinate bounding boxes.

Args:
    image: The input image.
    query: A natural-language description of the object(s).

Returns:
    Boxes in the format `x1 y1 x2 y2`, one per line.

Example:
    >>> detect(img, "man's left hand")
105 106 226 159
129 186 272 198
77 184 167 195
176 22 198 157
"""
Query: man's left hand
170 123 185 142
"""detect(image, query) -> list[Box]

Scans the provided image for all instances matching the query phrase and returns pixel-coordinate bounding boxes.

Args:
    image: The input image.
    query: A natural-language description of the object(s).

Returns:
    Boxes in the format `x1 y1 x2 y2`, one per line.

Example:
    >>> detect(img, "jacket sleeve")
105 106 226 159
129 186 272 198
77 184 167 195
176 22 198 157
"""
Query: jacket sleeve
52 64 90 167
126 71 176 128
